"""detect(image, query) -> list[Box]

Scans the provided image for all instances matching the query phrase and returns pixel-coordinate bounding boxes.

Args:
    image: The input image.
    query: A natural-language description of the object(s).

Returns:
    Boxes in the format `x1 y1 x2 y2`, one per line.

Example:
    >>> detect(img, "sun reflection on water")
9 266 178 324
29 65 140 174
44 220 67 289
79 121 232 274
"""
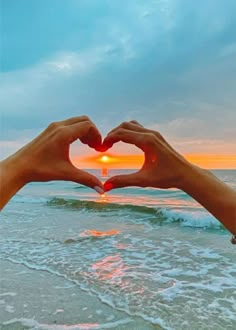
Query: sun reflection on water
97 192 109 203
80 229 120 238
91 254 128 282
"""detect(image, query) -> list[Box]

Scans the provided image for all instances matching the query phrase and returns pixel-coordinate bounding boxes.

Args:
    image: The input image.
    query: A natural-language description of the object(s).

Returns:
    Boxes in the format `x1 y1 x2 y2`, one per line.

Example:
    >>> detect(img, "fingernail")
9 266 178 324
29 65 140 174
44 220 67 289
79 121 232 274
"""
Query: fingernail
97 145 108 152
94 186 104 194
104 182 113 192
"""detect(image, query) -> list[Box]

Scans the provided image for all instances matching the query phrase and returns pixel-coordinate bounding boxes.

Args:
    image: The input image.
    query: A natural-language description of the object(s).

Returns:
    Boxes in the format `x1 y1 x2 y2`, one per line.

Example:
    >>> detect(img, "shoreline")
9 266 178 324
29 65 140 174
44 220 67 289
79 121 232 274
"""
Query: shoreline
0 259 157 330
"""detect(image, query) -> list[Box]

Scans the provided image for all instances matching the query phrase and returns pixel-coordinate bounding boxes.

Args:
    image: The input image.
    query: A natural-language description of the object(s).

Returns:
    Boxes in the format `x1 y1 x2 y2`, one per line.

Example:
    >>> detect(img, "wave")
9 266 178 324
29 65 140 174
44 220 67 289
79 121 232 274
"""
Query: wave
47 197 223 230
47 197 157 214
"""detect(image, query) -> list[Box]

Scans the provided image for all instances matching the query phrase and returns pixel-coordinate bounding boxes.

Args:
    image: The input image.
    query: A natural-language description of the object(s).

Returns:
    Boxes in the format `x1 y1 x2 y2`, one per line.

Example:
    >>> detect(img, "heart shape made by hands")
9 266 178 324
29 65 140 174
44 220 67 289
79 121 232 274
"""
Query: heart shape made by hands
76 123 146 193
91 120 181 193
82 130 146 193
94 146 144 192
70 118 181 194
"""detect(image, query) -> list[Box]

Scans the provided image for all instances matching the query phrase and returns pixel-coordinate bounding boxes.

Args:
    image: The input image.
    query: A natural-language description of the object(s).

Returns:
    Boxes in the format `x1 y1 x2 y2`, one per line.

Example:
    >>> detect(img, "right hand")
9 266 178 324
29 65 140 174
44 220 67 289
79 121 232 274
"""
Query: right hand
102 121 190 191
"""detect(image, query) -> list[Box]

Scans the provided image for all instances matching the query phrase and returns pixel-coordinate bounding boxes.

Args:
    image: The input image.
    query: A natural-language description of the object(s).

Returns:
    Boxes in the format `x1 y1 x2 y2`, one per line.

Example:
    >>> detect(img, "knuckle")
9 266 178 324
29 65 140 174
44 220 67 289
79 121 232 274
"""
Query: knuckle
55 126 67 137
131 120 143 127
155 131 163 139
83 120 93 130
116 128 126 135
47 121 60 131
80 115 90 121
145 133 157 144
120 121 130 129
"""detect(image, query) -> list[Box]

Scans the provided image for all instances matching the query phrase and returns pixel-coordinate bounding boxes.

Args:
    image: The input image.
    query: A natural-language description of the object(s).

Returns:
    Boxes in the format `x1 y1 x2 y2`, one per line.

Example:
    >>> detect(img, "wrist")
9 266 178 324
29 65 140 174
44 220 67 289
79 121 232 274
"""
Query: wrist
0 155 31 210
175 158 205 192
1 153 31 188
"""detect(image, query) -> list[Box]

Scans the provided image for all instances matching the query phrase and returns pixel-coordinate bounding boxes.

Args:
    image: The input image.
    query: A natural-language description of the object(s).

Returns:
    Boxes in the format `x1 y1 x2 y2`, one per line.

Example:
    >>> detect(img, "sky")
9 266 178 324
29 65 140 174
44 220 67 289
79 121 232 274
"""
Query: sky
1 0 236 169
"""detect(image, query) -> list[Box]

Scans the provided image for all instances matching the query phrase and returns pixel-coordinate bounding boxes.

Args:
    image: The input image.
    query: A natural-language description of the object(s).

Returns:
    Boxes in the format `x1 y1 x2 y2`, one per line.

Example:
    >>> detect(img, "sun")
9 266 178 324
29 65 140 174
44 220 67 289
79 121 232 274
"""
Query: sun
100 155 109 163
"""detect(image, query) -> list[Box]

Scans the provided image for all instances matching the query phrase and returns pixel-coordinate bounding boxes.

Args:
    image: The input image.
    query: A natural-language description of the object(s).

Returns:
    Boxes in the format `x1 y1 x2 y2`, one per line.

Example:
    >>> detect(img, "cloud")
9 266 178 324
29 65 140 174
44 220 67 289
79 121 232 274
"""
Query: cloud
1 0 236 159
0 46 111 113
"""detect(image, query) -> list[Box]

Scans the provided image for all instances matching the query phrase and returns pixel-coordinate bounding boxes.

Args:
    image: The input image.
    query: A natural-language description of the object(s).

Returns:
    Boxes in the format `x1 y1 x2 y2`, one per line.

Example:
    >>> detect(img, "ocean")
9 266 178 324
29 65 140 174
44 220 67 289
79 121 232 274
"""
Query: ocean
0 169 235 330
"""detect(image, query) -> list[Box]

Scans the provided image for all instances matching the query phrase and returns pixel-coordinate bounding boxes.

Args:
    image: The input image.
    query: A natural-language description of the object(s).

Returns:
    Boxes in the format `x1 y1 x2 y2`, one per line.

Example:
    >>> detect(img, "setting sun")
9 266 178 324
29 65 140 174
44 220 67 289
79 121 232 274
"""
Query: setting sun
100 155 109 163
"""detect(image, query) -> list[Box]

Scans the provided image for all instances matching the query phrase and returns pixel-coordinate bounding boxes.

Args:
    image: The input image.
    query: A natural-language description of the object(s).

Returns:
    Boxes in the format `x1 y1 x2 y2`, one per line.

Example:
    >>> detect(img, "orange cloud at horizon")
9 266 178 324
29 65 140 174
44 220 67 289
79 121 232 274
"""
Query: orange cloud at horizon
184 154 236 169
72 153 236 169
75 153 144 169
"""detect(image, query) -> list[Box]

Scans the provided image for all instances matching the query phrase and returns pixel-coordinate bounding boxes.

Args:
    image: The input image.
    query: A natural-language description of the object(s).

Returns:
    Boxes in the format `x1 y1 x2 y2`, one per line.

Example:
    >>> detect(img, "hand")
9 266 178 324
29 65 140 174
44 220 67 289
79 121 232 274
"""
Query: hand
2 116 104 191
102 121 189 191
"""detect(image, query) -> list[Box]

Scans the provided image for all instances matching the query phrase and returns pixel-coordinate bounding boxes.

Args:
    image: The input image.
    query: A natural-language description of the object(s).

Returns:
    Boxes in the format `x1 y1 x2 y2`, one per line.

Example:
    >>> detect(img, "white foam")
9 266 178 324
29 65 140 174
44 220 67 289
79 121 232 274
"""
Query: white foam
161 208 221 229
0 292 17 297
5 304 15 313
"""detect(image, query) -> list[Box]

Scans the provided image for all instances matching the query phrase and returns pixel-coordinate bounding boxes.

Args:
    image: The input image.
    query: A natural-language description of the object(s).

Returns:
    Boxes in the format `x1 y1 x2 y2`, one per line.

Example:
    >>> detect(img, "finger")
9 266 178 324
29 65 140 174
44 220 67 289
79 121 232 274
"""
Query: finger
99 122 138 151
56 116 102 149
106 121 144 136
101 121 147 151
66 166 104 193
119 122 165 142
60 115 91 126
103 122 168 150
65 121 102 148
102 128 155 152
95 144 110 152
80 124 102 149
130 120 143 127
127 125 174 153
104 172 141 191
99 122 136 152
120 122 146 132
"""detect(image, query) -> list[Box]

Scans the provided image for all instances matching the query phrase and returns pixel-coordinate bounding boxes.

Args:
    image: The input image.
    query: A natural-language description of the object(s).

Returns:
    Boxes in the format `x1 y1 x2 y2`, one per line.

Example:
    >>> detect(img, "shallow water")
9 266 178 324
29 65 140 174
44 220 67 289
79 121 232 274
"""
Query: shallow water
0 170 236 329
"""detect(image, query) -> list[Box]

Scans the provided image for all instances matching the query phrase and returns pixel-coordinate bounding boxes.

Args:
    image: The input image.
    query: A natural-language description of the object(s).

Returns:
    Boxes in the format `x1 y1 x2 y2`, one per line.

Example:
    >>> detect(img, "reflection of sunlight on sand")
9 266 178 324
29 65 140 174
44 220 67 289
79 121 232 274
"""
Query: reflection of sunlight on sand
88 252 177 298
40 322 100 329
114 243 131 250
15 319 101 330
76 324 99 330
80 229 120 238
91 254 128 282
90 254 147 295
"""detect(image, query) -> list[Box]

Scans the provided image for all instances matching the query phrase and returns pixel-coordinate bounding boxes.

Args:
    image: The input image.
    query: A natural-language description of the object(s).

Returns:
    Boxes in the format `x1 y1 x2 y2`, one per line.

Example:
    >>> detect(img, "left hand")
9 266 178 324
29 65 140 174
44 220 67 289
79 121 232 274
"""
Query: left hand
4 116 104 191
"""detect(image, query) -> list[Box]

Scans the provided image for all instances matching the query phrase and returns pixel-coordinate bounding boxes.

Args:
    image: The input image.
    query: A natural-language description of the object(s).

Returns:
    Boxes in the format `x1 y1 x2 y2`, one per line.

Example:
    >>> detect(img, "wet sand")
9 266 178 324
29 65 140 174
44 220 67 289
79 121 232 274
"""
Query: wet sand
0 259 159 330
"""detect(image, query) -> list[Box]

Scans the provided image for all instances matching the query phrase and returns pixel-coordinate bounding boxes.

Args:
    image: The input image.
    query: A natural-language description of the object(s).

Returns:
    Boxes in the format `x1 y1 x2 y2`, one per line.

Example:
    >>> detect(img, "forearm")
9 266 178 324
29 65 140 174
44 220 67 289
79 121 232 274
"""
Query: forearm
179 163 236 235
0 156 27 210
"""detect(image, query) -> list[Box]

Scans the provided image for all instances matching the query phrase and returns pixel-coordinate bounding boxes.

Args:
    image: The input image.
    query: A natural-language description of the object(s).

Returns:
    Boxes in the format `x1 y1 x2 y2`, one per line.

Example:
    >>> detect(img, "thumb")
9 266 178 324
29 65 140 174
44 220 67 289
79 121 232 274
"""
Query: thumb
104 173 140 191
66 166 104 194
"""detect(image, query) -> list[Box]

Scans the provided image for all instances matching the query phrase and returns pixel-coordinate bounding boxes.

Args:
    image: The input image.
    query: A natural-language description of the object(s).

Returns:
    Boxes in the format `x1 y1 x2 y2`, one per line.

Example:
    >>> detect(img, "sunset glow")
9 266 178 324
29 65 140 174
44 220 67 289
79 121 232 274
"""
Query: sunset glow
185 154 236 170
73 153 236 169
75 153 144 169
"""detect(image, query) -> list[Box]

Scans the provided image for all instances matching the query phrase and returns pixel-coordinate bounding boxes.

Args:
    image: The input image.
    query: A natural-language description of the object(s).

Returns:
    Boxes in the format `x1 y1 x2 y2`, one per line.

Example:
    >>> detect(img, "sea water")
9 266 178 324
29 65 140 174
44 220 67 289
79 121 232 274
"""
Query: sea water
0 169 235 329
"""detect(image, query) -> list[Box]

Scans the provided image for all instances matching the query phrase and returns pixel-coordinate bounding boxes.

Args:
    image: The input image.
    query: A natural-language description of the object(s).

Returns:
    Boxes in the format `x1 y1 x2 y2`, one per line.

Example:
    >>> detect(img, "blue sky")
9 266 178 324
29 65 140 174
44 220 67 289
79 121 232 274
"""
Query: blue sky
1 0 236 160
